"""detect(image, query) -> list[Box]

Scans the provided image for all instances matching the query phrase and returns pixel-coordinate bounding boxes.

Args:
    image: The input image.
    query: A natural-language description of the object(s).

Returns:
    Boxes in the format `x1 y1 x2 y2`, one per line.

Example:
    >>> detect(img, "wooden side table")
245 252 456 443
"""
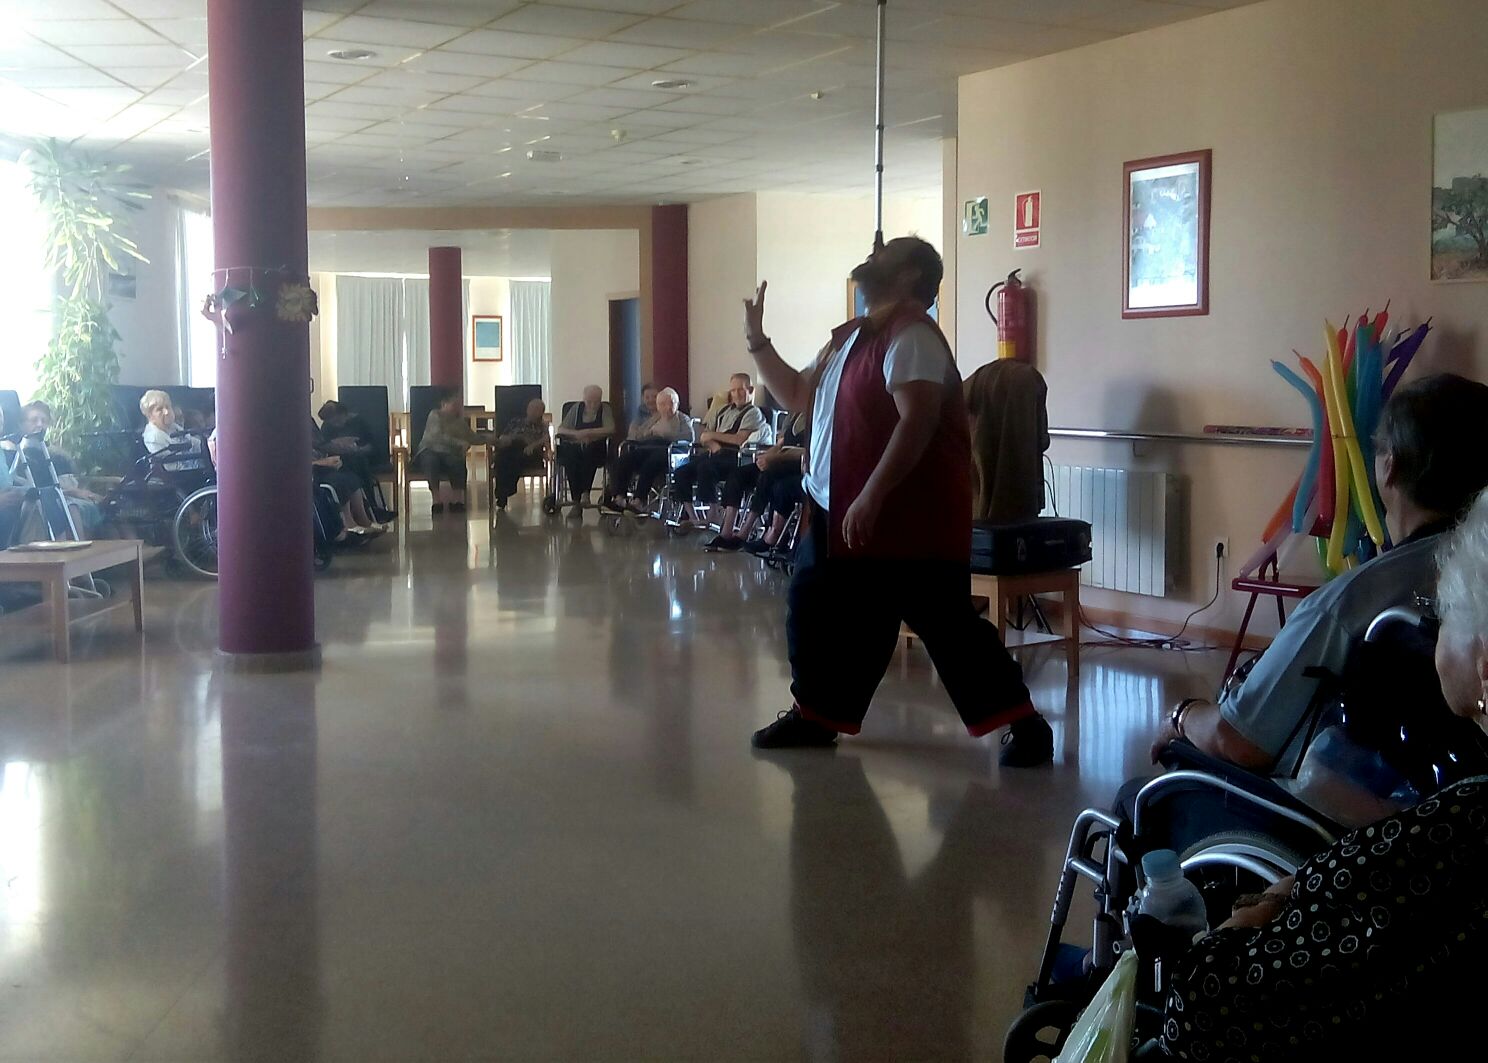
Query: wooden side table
0 540 144 662
902 567 1081 676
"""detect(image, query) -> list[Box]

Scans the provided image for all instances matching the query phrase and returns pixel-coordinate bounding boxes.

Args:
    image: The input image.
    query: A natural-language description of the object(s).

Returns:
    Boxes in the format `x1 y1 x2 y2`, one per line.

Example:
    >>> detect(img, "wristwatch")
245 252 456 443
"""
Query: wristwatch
1171 697 1205 740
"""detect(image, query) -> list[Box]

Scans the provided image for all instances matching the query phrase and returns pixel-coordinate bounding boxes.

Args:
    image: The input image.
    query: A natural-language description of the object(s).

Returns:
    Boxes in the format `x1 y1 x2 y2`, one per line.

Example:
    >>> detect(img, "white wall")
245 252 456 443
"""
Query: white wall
956 0 1488 634
465 275 512 404
111 193 183 386
688 194 757 407
549 228 639 408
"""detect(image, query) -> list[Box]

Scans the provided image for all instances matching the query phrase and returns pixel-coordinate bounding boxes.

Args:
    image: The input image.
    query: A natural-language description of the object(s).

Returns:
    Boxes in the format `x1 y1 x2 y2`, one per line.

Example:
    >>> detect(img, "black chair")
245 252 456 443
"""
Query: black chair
490 385 546 514
400 384 444 515
336 385 394 474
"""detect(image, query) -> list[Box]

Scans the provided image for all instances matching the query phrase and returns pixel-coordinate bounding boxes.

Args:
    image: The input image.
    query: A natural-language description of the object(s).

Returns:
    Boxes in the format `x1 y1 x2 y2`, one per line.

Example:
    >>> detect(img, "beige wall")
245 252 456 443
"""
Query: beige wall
550 229 639 409
688 194 757 406
465 276 513 404
957 0 1488 634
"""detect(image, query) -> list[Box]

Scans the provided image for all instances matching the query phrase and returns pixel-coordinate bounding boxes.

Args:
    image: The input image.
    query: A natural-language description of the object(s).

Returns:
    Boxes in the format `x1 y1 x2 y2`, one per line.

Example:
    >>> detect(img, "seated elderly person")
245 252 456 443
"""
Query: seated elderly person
706 410 809 552
9 401 103 534
492 397 549 511
317 399 394 521
671 372 769 525
1152 373 1488 774
554 385 614 511
600 386 690 515
1158 486 1488 1061
0 408 29 546
634 382 659 426
415 387 487 515
138 389 210 478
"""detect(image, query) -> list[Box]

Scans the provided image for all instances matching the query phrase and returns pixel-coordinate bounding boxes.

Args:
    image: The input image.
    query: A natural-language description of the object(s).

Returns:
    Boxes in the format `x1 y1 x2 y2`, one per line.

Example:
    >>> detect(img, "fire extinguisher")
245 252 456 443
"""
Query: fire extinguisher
985 269 1032 364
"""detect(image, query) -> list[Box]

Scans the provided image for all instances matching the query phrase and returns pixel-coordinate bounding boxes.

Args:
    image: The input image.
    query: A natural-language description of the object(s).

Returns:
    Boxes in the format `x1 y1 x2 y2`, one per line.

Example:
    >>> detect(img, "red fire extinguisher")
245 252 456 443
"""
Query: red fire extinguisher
986 269 1032 364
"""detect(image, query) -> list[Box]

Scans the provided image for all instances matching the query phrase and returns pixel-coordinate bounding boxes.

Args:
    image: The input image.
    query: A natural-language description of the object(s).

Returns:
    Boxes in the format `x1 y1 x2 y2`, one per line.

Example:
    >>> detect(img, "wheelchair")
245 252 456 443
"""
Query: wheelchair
1004 604 1488 1063
92 432 223 578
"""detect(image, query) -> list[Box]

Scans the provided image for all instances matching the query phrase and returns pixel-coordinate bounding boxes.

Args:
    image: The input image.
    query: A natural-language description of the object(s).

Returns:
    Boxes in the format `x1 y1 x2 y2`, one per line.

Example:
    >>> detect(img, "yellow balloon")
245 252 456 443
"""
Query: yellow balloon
1320 329 1353 575
1324 323 1386 549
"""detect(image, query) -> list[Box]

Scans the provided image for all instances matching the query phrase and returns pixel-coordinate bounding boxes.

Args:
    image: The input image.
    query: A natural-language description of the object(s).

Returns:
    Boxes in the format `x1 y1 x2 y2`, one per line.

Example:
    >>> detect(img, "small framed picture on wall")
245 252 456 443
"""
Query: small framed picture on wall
1123 148 1211 319
472 314 503 362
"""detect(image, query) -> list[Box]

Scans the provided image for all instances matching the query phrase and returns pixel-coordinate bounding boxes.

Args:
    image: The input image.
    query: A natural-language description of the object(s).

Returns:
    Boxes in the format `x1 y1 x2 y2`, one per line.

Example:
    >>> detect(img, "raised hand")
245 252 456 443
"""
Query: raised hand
742 281 768 348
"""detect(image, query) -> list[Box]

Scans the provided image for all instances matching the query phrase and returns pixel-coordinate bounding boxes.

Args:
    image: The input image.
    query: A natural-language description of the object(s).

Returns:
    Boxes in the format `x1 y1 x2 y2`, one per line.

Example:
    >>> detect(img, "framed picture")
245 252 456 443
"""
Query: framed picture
1122 149 1211 318
845 278 940 321
471 314 503 362
1431 107 1488 283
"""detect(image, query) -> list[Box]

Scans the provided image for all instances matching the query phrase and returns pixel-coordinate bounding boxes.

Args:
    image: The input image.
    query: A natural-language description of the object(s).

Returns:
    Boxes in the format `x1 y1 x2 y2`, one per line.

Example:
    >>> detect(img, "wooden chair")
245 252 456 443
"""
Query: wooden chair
903 567 1082 677
400 385 440 516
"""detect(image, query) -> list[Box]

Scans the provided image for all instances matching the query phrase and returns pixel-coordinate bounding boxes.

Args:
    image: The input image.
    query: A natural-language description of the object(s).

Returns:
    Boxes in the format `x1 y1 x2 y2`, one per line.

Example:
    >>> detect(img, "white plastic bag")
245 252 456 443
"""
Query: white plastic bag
1054 949 1137 1063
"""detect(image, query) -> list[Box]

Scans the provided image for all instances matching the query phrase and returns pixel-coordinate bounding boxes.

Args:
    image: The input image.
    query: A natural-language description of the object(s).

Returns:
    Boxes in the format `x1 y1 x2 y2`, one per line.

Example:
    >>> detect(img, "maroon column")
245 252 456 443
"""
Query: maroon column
429 246 464 394
649 205 689 408
207 0 315 658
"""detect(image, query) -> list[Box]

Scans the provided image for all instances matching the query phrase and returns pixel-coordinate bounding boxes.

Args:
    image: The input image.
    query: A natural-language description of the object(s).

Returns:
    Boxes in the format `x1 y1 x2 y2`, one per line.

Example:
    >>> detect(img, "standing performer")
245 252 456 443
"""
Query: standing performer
744 236 1054 765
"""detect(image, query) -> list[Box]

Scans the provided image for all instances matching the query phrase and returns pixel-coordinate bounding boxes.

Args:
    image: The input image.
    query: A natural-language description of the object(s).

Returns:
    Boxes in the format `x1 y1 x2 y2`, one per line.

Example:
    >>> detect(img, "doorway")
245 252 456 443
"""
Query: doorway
608 296 641 431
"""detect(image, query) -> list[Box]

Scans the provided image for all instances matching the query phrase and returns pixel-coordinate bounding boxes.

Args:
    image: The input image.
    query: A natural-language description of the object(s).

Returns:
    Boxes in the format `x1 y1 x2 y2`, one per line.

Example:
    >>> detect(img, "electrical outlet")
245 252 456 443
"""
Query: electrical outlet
1216 538 1230 562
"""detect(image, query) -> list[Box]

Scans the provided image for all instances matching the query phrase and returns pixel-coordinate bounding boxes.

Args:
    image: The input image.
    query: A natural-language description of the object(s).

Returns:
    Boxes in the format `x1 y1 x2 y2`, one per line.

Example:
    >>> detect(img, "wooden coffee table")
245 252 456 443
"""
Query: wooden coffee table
0 540 144 662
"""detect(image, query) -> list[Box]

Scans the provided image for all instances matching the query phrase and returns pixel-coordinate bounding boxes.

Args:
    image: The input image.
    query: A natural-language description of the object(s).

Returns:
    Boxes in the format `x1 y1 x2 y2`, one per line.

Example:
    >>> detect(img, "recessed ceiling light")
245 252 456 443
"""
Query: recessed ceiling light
327 48 377 61
651 78 692 90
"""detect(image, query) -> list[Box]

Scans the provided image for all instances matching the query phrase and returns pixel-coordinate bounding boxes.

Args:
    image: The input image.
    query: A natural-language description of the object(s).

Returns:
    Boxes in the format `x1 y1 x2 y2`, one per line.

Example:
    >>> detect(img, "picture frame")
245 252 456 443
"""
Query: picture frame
1122 149 1211 319
845 277 940 321
471 314 503 362
1431 107 1488 283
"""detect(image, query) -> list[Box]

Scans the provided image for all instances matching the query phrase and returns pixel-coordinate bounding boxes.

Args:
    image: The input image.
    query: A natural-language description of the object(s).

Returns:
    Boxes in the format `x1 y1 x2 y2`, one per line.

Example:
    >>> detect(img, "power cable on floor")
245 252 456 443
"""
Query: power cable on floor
1077 545 1226 653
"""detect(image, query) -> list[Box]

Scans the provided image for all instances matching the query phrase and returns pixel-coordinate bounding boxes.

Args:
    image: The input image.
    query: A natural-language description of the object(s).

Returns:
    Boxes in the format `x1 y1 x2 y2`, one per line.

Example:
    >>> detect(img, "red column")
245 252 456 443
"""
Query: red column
429 246 464 394
207 0 315 658
649 206 689 408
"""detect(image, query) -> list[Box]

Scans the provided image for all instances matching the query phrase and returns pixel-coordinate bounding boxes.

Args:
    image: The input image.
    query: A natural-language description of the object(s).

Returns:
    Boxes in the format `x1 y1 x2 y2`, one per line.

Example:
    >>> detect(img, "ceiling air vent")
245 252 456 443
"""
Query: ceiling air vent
526 149 563 163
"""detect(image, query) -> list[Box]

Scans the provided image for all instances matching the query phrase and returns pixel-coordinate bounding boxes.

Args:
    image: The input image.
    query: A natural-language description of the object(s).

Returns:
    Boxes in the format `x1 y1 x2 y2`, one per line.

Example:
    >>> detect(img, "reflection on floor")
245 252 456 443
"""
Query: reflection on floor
0 490 1227 1061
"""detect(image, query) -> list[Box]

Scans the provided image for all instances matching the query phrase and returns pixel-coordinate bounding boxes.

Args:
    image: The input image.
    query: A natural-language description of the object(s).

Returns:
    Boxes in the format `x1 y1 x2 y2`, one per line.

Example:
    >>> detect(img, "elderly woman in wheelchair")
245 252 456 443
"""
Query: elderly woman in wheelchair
1009 491 1488 1062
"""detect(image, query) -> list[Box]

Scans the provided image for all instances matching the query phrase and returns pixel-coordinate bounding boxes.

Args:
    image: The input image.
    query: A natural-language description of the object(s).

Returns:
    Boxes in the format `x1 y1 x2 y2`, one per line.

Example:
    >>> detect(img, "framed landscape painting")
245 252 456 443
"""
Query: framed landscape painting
1123 149 1211 319
1432 107 1488 282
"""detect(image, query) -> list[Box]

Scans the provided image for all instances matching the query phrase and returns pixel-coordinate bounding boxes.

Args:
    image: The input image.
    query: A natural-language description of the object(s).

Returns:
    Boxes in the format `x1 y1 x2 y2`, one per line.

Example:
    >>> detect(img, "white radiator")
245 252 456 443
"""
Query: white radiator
1043 465 1181 597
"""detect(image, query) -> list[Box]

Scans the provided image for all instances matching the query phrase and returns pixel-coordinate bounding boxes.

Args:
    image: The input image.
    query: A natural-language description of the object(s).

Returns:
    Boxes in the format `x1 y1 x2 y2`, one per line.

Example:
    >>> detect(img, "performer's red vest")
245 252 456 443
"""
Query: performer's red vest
825 305 971 562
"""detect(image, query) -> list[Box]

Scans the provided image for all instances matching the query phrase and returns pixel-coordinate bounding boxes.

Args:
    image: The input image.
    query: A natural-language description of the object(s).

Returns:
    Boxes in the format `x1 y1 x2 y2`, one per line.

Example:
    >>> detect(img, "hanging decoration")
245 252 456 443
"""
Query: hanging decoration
1238 306 1432 581
200 266 319 336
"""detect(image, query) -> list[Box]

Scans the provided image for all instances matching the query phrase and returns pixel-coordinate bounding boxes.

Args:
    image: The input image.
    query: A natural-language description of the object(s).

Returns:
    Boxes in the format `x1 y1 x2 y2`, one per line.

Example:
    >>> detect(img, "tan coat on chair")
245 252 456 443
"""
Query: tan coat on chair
964 360 1050 525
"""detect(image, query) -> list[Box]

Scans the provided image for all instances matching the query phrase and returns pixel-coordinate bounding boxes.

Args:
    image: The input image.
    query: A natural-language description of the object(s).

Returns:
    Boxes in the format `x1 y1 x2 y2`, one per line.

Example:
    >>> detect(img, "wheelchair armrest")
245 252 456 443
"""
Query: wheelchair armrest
1153 738 1338 832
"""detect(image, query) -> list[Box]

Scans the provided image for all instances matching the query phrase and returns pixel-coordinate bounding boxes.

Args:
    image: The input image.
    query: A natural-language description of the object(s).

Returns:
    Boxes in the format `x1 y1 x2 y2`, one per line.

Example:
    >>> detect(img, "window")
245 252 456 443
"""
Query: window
177 208 217 386
0 159 54 403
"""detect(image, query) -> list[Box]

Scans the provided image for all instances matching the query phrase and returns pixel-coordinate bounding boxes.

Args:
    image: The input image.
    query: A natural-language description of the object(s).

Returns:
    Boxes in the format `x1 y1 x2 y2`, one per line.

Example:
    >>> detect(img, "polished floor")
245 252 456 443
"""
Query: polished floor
0 487 1229 1062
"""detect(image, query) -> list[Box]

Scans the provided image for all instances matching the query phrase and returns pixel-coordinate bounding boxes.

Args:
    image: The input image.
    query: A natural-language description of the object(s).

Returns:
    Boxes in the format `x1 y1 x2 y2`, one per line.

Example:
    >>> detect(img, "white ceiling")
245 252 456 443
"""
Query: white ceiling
0 0 1259 207
308 227 553 274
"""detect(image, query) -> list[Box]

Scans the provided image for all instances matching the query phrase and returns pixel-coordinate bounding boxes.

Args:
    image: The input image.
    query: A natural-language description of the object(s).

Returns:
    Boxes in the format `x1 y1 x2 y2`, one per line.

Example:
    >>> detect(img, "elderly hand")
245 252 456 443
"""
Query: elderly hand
704 439 724 455
841 486 883 551
742 281 768 348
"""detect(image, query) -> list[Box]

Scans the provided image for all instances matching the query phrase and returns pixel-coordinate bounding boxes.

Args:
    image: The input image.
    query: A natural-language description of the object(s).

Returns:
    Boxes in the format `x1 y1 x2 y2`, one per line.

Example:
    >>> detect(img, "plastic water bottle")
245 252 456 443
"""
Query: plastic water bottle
1136 849 1209 941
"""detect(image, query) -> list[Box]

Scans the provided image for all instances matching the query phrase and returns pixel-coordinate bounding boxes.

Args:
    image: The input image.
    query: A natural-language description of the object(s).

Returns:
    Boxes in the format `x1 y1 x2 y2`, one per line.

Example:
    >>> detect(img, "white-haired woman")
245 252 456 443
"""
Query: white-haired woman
1159 488 1488 1060
139 389 208 475
601 386 690 514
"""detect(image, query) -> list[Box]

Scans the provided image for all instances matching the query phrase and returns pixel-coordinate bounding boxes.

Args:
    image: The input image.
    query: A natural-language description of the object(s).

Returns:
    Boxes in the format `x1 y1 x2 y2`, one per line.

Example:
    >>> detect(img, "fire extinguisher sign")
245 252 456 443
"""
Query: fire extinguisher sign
1014 190 1041 249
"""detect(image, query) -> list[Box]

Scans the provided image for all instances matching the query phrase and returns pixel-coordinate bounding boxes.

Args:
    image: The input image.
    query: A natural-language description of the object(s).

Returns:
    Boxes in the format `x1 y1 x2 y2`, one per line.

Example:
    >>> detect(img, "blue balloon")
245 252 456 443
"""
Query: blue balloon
1273 360 1324 533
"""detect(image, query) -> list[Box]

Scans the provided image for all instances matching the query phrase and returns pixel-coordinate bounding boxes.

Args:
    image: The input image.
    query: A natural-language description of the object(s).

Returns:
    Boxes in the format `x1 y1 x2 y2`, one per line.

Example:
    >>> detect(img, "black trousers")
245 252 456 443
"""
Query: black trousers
786 505 1032 735
418 449 467 494
606 444 669 501
672 451 738 505
493 442 538 501
719 463 761 509
314 464 363 504
750 466 804 518
557 440 607 500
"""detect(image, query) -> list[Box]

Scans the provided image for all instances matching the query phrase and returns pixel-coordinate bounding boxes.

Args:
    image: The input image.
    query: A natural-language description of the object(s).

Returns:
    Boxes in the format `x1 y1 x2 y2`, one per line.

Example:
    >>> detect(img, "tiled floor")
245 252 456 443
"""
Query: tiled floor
0 490 1227 1061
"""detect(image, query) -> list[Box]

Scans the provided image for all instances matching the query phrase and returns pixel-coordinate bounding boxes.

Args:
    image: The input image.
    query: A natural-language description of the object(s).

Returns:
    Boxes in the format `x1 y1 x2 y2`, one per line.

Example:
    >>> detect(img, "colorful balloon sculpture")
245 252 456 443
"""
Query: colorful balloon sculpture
1243 310 1432 580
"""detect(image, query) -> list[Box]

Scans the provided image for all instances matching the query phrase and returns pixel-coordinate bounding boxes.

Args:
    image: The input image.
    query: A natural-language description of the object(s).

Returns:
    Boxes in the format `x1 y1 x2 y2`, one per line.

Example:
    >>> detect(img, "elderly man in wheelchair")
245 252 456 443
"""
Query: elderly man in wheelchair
1008 376 1488 1063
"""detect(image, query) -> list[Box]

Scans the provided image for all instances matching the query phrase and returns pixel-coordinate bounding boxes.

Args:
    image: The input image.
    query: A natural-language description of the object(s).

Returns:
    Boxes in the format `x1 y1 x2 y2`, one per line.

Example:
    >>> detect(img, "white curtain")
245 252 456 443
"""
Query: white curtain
336 275 406 400
401 277 431 391
510 279 551 396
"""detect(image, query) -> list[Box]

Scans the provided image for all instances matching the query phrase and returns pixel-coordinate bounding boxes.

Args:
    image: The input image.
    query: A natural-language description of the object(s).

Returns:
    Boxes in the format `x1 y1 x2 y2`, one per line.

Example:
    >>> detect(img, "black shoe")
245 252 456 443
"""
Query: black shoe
705 534 743 552
372 506 398 522
751 708 839 749
599 497 624 515
495 497 507 511
450 502 466 513
742 538 771 556
431 503 445 515
999 714 1054 767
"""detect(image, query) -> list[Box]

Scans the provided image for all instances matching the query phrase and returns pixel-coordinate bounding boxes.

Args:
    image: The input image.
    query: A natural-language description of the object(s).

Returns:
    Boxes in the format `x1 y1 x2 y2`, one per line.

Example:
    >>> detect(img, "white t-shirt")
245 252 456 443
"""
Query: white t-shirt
802 321 956 511
141 422 175 454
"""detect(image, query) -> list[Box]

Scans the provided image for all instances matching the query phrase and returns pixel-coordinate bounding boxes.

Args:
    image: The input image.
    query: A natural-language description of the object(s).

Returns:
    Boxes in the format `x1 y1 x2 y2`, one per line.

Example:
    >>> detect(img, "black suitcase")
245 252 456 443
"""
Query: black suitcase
971 517 1092 575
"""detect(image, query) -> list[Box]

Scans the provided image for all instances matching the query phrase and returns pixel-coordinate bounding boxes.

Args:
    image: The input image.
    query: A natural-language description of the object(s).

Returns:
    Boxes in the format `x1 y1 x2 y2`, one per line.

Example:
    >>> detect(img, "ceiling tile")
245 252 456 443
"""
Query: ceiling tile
1077 2 1211 34
608 17 745 50
27 20 166 47
467 78 585 101
306 98 411 121
519 101 630 122
0 67 130 89
305 40 426 65
0 42 84 70
354 1 522 25
358 68 489 94
66 44 201 67
304 114 378 133
425 94 529 116
566 85 679 109
651 94 760 116
330 84 448 108
39 86 144 112
606 71 734 93
440 29 587 59
302 59 383 85
654 51 785 78
110 0 212 14
150 19 210 48
400 51 532 77
7 0 123 17
489 5 644 38
555 41 693 69
665 0 837 26
507 60 632 87
310 15 465 48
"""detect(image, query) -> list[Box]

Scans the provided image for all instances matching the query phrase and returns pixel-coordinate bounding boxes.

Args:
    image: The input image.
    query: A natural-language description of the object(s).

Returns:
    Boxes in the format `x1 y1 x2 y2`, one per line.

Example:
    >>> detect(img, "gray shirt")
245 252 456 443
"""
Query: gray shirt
1221 530 1446 767
628 411 691 443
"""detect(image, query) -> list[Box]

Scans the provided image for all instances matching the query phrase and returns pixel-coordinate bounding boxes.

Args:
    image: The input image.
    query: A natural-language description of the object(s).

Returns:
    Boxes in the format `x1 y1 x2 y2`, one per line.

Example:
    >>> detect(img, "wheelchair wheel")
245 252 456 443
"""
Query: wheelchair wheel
1002 999 1081 1063
1180 829 1306 929
172 485 220 580
542 496 561 515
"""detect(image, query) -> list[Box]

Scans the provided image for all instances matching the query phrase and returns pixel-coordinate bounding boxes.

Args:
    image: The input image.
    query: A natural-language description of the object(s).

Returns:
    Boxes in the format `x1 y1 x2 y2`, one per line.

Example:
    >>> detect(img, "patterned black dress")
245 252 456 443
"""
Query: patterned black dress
1161 776 1488 1061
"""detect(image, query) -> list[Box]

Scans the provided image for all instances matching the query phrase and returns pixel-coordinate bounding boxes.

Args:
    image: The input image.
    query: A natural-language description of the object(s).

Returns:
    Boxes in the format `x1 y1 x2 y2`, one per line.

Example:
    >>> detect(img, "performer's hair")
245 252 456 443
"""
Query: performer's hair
894 235 943 309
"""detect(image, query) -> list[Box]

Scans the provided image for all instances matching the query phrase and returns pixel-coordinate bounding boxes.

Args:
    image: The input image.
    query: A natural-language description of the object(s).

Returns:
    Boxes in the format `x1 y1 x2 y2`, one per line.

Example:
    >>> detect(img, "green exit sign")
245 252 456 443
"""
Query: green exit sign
962 196 989 236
